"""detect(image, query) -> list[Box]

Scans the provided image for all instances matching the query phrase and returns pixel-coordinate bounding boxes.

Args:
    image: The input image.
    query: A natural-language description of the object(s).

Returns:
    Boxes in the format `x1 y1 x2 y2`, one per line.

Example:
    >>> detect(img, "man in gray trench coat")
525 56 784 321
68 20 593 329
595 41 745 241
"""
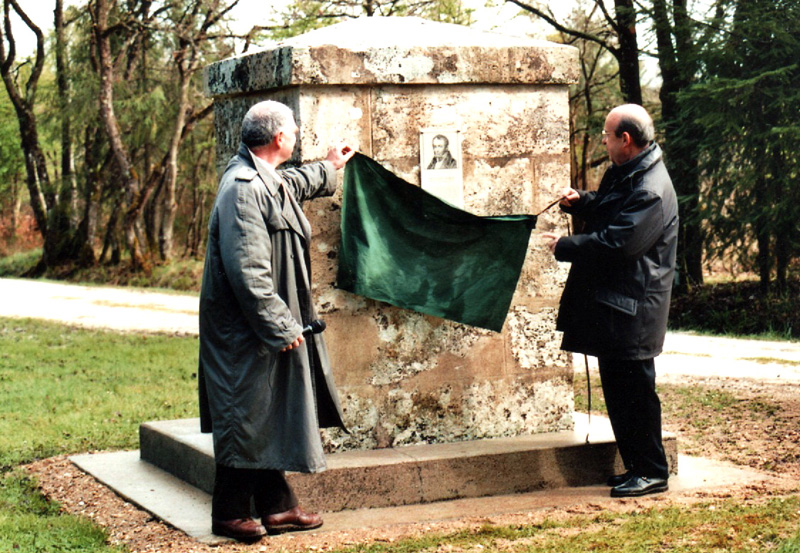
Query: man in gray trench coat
198 100 355 541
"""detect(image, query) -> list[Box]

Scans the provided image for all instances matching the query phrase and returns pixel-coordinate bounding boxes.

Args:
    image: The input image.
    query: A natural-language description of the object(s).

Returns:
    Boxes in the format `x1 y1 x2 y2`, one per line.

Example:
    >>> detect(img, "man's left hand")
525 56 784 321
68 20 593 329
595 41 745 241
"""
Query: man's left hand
326 143 355 170
280 335 305 352
541 232 561 254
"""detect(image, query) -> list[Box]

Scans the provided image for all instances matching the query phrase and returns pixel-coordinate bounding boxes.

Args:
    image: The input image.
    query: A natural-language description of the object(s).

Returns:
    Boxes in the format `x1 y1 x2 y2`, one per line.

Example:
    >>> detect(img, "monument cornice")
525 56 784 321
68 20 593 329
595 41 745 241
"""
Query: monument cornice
204 17 579 97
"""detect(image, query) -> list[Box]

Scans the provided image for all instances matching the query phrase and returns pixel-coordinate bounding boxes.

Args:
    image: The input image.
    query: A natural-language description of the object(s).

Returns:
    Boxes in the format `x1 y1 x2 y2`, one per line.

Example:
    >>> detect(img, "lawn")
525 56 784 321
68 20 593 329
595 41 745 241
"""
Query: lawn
0 317 197 552
2 315 800 552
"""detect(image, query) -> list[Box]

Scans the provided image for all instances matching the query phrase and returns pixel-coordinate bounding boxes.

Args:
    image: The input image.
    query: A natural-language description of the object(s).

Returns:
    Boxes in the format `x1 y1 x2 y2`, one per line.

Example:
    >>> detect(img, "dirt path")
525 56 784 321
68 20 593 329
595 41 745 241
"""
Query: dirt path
3 277 799 382
0 277 199 335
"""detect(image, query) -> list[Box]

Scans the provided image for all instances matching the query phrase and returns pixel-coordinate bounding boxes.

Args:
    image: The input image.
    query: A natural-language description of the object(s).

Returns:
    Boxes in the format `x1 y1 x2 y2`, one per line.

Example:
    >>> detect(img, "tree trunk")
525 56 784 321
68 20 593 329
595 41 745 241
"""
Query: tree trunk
91 0 148 271
55 0 77 228
74 124 108 266
159 72 192 261
14 115 50 239
507 0 642 105
37 0 99 268
775 231 789 291
613 0 642 104
11 182 21 238
156 0 228 261
652 0 703 291
0 0 50 248
756 230 771 294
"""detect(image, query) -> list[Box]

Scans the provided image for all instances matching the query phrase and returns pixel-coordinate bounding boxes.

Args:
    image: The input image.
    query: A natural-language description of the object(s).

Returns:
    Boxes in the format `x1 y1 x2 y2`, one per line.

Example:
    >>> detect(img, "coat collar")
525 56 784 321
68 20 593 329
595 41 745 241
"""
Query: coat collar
236 142 280 197
235 142 309 240
600 143 662 194
610 143 662 181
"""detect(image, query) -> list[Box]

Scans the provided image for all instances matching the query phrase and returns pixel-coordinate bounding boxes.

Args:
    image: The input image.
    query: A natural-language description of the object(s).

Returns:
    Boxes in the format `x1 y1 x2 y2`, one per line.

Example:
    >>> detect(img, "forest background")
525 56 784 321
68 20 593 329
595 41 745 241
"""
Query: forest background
0 0 798 337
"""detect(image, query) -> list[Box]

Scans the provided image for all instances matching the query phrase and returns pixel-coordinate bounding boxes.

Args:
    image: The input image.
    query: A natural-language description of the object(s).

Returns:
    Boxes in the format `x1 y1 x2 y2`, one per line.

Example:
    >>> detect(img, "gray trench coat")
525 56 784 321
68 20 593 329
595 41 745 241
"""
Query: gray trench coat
198 143 345 473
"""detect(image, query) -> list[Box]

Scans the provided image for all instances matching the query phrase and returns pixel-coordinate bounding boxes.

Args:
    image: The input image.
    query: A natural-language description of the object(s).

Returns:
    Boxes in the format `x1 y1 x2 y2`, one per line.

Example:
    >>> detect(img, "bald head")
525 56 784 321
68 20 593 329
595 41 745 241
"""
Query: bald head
608 104 654 148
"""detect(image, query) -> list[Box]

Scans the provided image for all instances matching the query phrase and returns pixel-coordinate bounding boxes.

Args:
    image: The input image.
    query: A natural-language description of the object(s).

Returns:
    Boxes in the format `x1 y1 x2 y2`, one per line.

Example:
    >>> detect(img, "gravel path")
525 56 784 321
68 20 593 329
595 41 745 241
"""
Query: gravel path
3 277 798 382
0 277 199 335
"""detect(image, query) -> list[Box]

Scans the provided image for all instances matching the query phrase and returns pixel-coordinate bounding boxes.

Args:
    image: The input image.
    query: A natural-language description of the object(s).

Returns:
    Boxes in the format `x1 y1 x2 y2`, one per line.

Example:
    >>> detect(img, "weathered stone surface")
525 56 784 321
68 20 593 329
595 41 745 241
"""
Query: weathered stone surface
205 17 579 452
205 17 579 97
137 418 679 514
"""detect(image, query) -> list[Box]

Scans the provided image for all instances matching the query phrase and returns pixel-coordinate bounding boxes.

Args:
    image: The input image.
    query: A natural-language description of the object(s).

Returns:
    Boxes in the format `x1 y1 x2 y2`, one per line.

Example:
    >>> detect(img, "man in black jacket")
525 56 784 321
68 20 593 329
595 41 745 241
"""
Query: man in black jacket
543 104 679 498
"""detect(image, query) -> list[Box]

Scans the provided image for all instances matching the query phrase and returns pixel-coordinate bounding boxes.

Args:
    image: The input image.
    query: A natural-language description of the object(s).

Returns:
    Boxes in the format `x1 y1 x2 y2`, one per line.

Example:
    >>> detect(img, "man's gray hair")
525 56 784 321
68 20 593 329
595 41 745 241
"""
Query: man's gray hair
612 104 655 148
241 101 295 148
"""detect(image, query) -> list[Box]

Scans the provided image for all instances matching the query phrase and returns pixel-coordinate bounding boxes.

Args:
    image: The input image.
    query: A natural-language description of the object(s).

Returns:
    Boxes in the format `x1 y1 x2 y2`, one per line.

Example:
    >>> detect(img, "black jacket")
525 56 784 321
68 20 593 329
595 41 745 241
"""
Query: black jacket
554 143 678 360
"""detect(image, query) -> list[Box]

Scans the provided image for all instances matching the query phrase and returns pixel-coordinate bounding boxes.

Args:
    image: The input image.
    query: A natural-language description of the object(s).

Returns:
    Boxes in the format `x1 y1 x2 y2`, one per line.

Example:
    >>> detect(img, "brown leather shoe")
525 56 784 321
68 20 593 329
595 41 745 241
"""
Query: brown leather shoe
262 505 323 534
211 518 267 541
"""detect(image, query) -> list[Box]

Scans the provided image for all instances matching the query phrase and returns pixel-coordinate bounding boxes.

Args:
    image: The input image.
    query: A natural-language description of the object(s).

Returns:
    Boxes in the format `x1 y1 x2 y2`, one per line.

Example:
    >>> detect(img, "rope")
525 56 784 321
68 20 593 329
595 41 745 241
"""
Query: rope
543 194 590 443
535 195 567 216
584 354 591 444
554 199 590 444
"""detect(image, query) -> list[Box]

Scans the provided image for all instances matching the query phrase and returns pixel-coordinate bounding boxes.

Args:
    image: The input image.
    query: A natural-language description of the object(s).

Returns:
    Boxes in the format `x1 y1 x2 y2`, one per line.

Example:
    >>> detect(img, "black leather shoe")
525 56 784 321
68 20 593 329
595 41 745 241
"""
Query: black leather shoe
211 518 267 541
610 475 668 498
606 471 633 487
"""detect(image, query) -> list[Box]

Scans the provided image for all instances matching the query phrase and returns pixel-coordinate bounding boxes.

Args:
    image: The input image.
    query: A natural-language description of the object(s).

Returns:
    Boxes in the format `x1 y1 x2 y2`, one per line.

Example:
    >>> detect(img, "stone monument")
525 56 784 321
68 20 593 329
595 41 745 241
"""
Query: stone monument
204 16 579 452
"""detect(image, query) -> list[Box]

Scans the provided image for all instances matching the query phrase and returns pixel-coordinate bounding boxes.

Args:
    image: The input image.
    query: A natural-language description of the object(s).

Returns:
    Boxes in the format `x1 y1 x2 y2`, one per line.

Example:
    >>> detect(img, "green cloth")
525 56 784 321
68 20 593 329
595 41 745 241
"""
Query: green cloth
337 153 537 332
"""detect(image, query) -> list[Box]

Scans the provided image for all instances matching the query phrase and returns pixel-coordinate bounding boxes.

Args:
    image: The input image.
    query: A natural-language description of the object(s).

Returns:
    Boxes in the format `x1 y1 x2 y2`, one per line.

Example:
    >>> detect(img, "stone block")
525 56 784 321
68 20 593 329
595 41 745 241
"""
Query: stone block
204 17 580 452
139 418 678 513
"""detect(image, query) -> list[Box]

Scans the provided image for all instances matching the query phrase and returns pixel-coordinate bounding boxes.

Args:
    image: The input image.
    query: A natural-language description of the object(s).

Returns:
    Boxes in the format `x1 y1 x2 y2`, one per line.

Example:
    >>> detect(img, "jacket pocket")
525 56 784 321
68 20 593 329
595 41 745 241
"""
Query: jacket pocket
595 288 638 316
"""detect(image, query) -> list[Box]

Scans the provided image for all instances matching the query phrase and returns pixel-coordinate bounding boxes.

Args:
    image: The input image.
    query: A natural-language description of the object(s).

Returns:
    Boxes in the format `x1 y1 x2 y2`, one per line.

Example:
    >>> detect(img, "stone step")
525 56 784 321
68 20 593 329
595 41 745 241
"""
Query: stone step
139 416 677 513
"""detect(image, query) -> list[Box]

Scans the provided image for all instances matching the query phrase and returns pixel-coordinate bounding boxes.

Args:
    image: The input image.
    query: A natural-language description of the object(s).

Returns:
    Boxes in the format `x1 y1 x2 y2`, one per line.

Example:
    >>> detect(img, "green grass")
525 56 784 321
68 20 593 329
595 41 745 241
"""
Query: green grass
776 536 800 553
0 317 198 550
1 314 799 551
0 250 204 292
0 318 199 469
329 498 800 553
0 248 41 277
0 470 124 552
64 258 204 292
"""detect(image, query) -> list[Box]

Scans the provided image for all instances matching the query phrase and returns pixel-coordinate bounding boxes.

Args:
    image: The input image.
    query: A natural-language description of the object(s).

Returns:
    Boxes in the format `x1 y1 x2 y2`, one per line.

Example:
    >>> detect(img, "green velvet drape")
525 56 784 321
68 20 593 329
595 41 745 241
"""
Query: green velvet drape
337 153 537 332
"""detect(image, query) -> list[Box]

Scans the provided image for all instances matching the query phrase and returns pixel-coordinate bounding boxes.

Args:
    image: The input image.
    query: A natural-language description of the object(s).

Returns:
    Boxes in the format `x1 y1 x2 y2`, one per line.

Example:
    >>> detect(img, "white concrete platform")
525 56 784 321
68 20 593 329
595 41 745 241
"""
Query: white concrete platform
71 414 679 544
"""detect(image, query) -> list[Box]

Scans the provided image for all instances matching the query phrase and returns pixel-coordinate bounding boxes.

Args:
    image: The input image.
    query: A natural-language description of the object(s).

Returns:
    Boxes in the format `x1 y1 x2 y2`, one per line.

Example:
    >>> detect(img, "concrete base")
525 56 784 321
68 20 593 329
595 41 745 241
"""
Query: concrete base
138 415 677 513
71 449 760 545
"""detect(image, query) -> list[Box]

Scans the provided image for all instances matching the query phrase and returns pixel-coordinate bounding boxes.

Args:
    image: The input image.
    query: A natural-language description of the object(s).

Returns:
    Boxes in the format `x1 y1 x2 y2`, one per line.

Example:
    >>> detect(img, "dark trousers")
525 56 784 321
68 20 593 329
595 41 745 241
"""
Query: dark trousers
211 464 298 520
598 357 669 479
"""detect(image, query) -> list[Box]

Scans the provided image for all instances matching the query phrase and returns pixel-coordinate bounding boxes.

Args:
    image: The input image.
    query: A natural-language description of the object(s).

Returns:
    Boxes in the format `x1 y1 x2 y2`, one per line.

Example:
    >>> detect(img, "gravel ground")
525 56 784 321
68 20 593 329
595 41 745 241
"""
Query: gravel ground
27 374 800 552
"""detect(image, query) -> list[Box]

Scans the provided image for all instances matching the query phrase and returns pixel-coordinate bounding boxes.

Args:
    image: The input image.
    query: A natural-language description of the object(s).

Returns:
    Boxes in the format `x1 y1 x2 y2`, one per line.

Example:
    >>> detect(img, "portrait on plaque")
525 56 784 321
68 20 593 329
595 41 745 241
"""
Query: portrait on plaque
420 129 464 209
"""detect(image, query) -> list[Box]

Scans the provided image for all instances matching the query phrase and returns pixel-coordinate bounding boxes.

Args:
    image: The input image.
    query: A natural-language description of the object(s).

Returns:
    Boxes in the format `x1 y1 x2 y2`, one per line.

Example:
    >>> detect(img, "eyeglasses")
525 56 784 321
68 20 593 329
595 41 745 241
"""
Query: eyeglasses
601 130 613 137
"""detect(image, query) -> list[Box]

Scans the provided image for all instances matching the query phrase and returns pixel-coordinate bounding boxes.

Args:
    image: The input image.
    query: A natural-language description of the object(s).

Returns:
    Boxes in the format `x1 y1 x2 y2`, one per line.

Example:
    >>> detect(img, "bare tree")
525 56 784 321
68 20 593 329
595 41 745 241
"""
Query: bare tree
553 3 623 193
506 0 642 104
157 0 239 261
89 0 159 270
0 0 50 255
0 0 107 269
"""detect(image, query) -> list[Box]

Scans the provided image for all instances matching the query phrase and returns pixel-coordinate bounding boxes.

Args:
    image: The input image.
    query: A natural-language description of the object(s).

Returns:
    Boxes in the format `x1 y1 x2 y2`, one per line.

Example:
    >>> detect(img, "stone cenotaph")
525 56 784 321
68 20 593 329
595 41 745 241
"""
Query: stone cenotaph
205 15 577 446
138 17 675 514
